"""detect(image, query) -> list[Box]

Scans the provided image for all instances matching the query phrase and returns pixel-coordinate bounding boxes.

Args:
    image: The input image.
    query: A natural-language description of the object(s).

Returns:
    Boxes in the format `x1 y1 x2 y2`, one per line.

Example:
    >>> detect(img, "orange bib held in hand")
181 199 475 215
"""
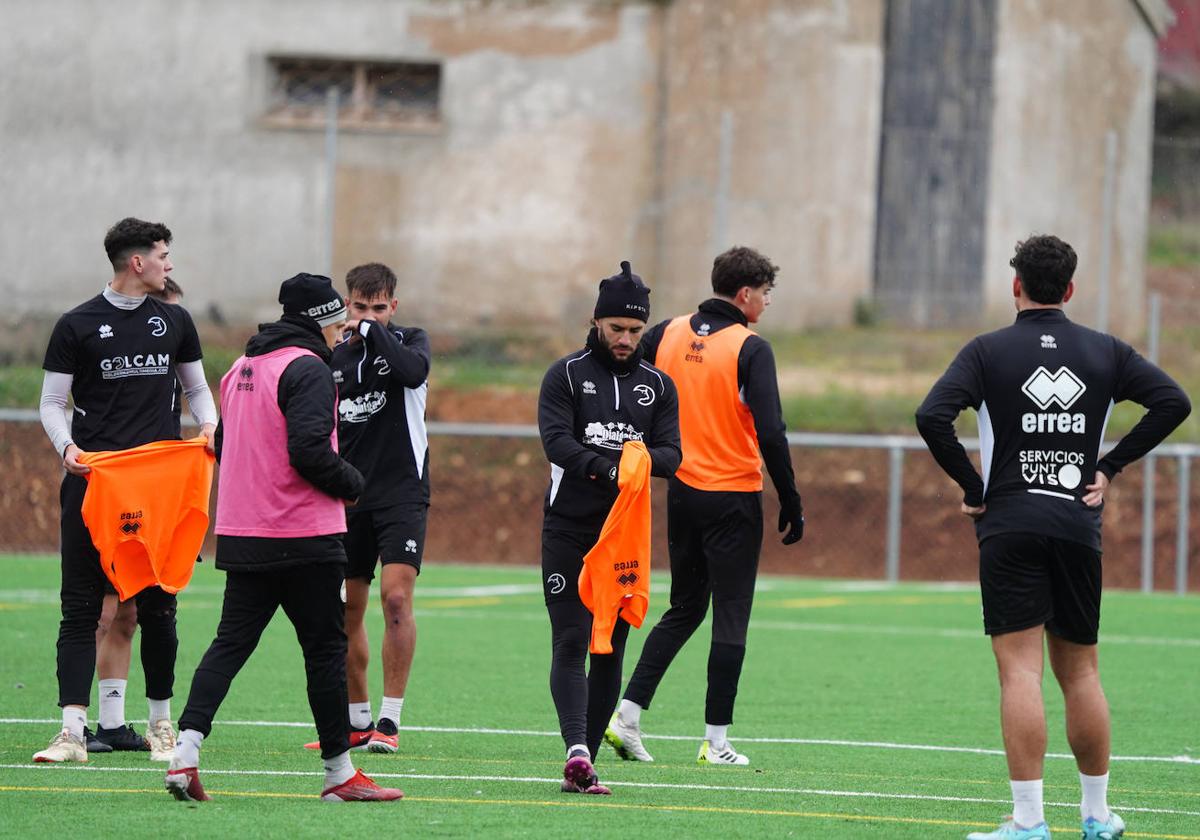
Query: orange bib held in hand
79 437 215 601
579 441 652 654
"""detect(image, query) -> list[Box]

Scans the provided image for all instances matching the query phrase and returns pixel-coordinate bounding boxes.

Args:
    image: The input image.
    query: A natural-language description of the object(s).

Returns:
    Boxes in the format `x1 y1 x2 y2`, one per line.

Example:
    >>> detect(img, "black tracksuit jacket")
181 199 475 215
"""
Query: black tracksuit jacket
916 308 1191 550
538 329 682 534
214 316 365 570
330 320 431 509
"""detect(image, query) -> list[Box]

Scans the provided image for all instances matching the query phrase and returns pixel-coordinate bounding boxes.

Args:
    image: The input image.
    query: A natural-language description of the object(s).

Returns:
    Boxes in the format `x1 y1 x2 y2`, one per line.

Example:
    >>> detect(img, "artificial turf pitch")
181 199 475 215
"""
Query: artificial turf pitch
0 554 1197 839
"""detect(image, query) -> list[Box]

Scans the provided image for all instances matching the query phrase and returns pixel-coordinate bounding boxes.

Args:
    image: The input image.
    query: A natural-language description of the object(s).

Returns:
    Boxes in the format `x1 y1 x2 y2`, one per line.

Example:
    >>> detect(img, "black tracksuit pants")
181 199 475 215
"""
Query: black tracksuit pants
178 563 350 759
623 480 762 726
57 474 177 707
542 528 631 761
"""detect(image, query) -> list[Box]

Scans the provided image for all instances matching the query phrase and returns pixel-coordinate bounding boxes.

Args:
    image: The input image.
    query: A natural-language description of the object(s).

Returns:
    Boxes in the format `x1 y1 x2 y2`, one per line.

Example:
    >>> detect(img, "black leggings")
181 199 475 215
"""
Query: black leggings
178 563 350 759
623 482 762 726
543 528 631 760
57 474 177 707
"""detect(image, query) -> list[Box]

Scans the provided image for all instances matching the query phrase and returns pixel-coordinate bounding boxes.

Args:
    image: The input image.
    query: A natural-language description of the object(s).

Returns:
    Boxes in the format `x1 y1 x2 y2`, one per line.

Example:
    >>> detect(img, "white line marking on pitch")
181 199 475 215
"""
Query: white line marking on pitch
0 763 1195 818
2 719 1196 765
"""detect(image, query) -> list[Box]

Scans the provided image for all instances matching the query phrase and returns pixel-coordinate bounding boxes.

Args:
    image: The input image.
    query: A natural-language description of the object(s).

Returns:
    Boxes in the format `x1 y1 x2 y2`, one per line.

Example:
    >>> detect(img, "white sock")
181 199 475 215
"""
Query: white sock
323 750 355 787
1011 779 1045 828
148 698 171 724
567 743 589 759
349 702 372 730
1080 771 1110 822
378 696 404 727
618 699 642 726
705 724 729 749
170 729 203 770
62 706 86 741
98 679 127 729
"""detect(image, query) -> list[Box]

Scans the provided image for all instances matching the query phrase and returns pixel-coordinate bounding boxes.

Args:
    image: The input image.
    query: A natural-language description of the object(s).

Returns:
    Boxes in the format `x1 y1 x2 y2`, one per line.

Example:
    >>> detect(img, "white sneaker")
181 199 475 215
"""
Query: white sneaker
697 739 749 766
33 728 88 763
604 713 654 762
148 719 177 762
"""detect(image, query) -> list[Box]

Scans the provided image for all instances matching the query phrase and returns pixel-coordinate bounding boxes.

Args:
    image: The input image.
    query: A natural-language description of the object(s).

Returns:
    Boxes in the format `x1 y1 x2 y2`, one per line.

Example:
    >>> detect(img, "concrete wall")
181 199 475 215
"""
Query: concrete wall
984 0 1161 335
0 0 1163 338
651 0 886 326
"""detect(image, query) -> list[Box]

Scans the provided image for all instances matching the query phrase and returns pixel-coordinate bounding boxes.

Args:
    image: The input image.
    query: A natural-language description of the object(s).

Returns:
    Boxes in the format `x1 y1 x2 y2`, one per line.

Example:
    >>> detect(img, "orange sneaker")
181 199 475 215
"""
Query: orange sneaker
165 766 212 801
320 769 404 802
304 724 374 751
367 719 399 754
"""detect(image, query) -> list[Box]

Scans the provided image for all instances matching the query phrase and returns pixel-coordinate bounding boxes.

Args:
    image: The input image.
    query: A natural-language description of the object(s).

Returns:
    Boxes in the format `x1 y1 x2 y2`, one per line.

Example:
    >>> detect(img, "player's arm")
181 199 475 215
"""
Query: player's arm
174 310 218 450
175 360 218 451
355 321 431 388
538 362 612 480
741 338 804 542
1096 343 1191 481
915 339 986 509
277 356 365 500
39 370 88 475
639 319 670 366
645 373 681 478
40 315 88 475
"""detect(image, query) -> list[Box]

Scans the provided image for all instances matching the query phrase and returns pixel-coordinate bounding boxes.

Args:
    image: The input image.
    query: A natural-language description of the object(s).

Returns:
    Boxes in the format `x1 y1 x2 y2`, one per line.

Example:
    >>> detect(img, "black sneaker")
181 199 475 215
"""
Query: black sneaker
84 726 113 753
94 723 150 751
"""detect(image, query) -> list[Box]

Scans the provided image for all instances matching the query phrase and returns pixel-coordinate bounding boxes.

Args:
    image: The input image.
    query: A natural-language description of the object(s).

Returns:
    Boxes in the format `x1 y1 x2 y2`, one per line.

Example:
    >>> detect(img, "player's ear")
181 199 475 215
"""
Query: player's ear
1061 281 1074 304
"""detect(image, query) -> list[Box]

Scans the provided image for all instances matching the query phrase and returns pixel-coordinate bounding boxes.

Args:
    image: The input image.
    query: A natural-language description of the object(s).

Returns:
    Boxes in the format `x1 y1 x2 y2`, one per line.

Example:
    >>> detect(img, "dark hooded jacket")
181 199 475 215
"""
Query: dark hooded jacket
214 315 364 571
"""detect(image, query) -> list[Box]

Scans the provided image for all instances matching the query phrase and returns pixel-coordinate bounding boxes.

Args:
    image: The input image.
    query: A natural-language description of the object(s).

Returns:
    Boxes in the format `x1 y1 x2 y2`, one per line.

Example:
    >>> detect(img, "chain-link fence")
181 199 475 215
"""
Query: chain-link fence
2 415 1196 592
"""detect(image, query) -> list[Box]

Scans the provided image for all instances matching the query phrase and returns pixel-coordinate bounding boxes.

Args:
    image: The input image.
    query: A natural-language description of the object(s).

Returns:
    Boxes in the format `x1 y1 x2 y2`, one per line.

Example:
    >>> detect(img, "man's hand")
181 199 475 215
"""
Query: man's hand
199 423 217 455
961 502 986 520
1082 471 1109 508
778 495 804 545
339 319 364 345
63 444 90 476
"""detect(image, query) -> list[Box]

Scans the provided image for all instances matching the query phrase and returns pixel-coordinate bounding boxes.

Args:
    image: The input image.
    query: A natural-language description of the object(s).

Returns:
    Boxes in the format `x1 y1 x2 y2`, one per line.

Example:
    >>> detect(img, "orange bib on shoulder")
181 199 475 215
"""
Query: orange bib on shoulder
79 437 215 601
579 441 652 654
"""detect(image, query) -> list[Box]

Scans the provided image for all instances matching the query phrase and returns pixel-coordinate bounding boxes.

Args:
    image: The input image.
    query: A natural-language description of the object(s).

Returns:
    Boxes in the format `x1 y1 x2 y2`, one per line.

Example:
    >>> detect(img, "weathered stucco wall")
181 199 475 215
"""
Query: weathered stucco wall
651 0 886 327
984 0 1159 335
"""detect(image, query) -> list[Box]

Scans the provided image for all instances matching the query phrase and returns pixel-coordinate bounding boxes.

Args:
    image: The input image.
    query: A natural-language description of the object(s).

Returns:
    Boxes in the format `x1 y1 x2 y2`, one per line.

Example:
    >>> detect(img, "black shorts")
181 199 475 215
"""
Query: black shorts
541 529 597 606
979 533 1102 645
344 502 428 581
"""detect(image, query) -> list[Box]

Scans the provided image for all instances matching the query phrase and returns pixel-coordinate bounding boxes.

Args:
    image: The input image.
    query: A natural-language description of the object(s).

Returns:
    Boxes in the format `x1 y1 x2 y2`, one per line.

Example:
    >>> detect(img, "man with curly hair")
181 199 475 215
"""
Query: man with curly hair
606 246 805 767
916 234 1190 840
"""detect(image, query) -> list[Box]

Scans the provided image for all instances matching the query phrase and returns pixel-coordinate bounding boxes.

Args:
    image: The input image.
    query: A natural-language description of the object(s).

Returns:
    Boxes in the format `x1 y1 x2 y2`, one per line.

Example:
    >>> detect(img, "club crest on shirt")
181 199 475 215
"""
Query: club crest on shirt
147 316 167 337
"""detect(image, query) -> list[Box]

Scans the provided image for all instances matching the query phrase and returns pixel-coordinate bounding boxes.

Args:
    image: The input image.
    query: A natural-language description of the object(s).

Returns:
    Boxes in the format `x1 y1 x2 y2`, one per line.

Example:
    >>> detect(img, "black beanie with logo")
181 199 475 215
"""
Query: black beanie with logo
593 261 650 322
278 272 347 327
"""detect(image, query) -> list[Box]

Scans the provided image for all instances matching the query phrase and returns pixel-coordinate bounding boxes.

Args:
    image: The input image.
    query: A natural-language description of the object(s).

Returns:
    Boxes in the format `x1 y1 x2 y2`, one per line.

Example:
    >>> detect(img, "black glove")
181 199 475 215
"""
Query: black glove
589 456 618 482
778 495 804 545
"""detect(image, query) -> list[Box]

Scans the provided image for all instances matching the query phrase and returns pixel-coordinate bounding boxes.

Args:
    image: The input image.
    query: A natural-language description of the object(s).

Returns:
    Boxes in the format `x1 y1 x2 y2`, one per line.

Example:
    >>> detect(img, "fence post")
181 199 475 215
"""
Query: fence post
1096 131 1117 333
885 445 904 583
1177 454 1192 596
1140 293 1162 594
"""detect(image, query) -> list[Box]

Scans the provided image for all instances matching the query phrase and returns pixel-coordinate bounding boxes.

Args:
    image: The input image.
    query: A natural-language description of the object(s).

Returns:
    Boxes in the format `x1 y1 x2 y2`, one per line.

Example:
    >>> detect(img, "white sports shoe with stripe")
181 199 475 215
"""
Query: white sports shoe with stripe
697 739 749 766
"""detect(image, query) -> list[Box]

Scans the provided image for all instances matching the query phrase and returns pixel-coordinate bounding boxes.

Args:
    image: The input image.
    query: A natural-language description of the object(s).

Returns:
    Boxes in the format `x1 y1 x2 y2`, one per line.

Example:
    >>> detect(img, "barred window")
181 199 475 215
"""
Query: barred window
265 57 441 130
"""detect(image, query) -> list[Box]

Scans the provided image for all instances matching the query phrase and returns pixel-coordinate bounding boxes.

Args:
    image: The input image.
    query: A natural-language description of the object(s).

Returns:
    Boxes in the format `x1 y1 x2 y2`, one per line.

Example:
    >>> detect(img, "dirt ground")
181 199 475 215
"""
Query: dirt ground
4 418 1195 592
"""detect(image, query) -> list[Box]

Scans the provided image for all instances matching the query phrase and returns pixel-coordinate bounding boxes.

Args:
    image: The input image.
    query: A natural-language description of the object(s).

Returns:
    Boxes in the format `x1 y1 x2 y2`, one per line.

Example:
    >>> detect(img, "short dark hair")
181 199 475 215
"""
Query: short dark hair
104 217 172 271
345 263 397 300
1009 235 1077 304
711 246 779 297
150 278 183 301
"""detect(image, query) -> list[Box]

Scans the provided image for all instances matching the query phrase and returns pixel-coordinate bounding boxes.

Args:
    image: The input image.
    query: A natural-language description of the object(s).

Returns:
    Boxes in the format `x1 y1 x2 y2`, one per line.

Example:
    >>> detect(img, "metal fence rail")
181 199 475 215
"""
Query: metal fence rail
3 408 1194 592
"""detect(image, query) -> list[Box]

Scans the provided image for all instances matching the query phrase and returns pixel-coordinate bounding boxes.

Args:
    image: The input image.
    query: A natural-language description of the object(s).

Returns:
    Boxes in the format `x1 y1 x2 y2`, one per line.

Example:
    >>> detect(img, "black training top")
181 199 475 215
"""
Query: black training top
330 321 431 509
538 328 681 534
916 308 1191 550
43 293 203 451
640 298 800 506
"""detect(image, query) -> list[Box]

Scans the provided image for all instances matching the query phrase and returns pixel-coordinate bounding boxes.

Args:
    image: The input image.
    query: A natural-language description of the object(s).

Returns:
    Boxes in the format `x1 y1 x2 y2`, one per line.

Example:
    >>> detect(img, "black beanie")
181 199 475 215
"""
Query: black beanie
278 273 347 327
593 261 650 322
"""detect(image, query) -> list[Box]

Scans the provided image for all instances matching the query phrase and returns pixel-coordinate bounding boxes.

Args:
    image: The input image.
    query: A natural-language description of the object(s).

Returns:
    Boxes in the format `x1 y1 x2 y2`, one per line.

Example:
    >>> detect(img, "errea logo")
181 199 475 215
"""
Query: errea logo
697 322 712 336
99 324 114 339
581 380 597 395
1021 366 1087 434
1040 334 1057 349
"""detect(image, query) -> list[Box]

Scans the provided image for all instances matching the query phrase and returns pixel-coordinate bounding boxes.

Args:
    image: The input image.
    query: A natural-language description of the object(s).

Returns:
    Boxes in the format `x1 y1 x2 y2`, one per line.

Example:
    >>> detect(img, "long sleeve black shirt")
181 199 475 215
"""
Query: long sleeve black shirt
916 308 1190 550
